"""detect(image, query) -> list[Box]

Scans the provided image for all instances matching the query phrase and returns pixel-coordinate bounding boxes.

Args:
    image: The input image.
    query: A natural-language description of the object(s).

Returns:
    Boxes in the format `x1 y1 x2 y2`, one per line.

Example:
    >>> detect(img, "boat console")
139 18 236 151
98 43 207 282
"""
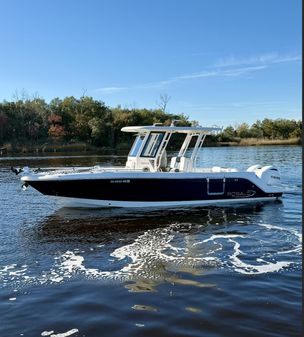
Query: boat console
122 123 221 172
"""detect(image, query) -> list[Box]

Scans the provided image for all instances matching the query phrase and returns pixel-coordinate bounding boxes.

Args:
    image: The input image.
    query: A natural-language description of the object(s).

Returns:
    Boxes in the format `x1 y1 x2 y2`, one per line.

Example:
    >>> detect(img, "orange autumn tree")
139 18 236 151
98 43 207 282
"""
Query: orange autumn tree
48 114 66 142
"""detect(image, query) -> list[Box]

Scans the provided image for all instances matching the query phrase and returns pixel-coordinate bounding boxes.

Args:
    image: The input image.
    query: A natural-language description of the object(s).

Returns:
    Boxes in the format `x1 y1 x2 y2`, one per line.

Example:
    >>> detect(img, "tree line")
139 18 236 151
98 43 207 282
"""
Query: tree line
0 96 301 149
217 119 302 142
0 96 190 148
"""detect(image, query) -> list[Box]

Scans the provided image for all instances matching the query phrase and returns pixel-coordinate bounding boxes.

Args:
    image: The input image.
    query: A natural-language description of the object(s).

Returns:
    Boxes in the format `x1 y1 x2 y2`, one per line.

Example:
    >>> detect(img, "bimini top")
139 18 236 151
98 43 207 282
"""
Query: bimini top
121 125 222 134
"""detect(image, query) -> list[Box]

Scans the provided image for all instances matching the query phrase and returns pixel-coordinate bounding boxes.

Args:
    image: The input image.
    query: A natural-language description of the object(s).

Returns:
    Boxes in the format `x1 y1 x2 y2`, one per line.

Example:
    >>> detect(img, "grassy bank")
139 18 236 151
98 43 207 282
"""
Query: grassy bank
217 137 301 146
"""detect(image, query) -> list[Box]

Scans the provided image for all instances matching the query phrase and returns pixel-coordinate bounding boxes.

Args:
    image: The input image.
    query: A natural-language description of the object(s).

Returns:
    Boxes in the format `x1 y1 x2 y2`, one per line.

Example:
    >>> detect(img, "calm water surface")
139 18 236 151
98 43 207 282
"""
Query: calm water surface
0 146 302 337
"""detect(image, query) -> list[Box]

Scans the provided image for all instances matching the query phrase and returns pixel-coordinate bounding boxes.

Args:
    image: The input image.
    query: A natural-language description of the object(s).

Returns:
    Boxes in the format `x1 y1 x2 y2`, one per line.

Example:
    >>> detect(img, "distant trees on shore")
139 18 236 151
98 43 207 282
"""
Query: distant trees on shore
218 119 302 142
0 96 301 149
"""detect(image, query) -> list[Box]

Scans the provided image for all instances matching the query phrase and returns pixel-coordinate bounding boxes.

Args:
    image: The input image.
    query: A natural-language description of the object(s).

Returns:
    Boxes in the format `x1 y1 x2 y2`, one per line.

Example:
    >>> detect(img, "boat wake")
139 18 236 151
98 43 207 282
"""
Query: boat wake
0 219 301 290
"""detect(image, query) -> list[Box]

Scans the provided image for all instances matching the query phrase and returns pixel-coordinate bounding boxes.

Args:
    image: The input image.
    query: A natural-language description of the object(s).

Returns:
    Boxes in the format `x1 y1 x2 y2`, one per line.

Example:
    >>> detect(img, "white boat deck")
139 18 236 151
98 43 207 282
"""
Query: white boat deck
33 165 239 176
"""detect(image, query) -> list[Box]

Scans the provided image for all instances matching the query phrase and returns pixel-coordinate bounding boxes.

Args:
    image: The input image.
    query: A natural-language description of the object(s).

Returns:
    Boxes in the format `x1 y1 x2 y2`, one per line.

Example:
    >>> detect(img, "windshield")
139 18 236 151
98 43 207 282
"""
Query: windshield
129 135 145 157
140 132 165 157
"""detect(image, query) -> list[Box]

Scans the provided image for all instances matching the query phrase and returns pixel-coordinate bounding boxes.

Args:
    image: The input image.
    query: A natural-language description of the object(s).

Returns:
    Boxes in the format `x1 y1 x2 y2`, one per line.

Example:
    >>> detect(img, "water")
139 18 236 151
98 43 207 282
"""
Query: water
0 146 302 337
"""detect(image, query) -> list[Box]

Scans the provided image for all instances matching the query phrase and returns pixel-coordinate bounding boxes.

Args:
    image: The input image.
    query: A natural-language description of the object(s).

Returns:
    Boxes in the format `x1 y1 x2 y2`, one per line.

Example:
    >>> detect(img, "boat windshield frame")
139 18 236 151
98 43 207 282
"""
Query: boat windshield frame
140 131 166 158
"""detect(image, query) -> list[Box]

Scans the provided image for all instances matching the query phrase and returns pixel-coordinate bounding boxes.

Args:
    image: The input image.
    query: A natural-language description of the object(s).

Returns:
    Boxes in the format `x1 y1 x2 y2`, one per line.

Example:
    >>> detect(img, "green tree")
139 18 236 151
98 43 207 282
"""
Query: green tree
236 123 251 138
250 120 263 138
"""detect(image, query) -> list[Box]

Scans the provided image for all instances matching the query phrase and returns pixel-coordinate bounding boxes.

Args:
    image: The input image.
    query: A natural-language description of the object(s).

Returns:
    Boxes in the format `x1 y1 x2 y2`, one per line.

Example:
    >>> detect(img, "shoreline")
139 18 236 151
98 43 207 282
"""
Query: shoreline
214 137 301 147
0 138 301 156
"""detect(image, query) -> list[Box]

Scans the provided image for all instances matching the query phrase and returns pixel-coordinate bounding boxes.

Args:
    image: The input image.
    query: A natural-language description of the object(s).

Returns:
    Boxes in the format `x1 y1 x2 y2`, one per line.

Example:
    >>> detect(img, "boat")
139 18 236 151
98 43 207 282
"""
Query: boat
14 122 283 208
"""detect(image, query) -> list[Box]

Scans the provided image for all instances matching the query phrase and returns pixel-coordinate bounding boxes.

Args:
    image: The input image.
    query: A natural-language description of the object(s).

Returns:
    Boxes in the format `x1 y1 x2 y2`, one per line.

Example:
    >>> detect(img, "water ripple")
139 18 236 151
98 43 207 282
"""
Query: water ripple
0 220 301 289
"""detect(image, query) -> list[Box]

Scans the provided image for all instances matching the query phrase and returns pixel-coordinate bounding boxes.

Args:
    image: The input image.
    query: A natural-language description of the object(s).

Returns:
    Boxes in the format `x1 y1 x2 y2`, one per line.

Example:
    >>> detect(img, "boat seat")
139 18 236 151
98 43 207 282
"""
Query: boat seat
180 157 193 171
170 156 179 170
170 157 194 172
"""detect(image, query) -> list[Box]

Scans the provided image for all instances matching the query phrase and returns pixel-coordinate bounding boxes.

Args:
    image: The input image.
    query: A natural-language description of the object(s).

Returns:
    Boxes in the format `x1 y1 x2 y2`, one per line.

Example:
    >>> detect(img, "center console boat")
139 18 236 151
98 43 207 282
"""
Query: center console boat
16 122 283 208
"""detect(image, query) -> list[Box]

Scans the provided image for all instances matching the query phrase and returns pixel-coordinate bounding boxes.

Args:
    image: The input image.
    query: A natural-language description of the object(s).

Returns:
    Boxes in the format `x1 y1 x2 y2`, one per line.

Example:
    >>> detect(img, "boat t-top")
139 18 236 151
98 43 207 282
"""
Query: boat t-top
15 122 283 208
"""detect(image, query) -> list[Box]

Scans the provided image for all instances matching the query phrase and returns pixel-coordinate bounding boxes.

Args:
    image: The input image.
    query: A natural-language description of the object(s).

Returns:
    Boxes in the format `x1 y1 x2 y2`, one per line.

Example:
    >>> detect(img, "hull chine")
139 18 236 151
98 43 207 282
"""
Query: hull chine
49 195 282 209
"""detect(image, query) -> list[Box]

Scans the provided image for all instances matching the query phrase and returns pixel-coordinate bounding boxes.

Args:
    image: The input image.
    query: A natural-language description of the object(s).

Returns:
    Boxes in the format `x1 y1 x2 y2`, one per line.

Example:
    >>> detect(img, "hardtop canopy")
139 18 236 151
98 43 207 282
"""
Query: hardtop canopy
121 125 222 134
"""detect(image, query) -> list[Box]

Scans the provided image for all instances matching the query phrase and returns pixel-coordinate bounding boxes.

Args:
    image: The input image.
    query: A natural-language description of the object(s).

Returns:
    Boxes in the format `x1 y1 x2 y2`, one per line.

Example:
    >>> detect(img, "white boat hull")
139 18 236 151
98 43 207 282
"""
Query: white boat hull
49 195 280 209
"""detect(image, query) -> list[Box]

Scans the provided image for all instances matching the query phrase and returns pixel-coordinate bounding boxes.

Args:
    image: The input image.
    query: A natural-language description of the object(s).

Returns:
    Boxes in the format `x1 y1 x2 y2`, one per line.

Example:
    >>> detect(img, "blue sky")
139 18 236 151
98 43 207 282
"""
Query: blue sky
0 0 301 126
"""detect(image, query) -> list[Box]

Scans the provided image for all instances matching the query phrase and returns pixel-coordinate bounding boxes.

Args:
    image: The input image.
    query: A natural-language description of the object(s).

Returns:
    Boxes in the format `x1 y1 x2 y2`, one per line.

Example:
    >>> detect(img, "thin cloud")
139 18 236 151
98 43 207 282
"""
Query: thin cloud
95 65 266 93
214 52 302 68
95 52 301 93
95 86 127 93
175 65 267 80
139 65 267 88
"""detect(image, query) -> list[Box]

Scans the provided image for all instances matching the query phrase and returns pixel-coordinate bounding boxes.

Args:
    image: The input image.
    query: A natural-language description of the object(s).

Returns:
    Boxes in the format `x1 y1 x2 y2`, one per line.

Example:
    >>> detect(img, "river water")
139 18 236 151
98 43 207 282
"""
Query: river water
0 146 302 337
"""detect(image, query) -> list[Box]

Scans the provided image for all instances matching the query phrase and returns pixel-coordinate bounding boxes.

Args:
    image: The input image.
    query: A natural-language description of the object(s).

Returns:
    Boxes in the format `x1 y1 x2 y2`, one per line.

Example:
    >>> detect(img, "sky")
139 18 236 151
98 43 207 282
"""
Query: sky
0 0 302 127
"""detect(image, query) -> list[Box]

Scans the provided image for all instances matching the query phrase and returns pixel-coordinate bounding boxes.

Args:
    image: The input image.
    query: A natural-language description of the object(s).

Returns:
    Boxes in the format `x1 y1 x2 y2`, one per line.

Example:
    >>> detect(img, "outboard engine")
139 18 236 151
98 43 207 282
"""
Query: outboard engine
247 165 281 186
246 164 262 172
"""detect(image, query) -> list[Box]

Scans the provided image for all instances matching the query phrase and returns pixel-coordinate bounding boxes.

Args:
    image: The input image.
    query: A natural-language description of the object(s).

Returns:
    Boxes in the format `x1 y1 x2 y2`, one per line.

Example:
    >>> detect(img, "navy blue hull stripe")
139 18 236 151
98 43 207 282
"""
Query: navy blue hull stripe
27 178 282 202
